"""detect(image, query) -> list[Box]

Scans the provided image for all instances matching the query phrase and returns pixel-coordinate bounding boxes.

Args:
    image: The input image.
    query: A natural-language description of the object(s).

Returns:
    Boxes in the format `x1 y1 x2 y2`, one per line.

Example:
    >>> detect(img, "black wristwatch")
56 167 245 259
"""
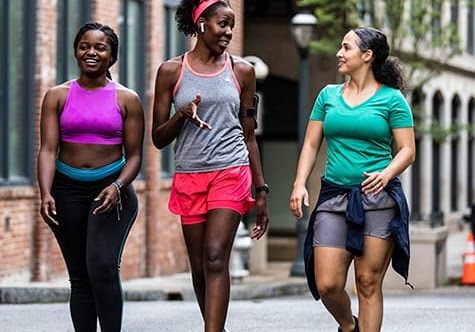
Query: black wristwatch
255 184 270 194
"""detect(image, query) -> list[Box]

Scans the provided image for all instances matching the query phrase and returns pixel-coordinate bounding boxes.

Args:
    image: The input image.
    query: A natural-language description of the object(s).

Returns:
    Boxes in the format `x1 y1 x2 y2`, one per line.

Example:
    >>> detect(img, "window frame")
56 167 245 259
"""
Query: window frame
119 0 146 100
0 0 36 185
56 0 91 83
161 0 187 178
467 4 474 54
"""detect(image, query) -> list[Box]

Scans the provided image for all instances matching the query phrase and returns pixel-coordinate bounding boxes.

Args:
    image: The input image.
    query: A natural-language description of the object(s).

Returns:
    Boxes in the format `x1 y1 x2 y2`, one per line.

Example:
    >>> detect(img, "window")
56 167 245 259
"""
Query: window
410 89 424 221
56 0 90 83
468 4 474 54
120 0 146 99
410 0 427 41
449 0 459 48
450 96 461 211
469 99 475 206
431 0 442 45
431 91 444 226
450 0 459 25
161 0 187 178
0 0 35 185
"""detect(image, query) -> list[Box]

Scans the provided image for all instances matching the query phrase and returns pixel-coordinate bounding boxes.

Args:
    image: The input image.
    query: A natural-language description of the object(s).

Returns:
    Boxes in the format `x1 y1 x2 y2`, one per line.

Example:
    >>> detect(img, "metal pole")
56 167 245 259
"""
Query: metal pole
290 47 310 277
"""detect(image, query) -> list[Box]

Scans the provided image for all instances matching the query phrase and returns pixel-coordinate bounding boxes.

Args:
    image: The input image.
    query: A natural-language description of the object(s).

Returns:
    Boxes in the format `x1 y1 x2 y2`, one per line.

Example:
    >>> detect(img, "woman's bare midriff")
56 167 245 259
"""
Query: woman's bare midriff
58 142 123 169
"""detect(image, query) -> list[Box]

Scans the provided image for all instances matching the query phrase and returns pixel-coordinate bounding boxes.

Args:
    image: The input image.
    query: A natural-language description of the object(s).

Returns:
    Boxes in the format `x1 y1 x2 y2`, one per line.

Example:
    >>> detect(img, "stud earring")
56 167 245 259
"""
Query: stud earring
200 23 205 33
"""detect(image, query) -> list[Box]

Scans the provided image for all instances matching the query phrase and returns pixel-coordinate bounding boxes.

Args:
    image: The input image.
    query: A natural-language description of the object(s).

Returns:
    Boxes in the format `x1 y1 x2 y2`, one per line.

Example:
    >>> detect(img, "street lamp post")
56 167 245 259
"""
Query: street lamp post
290 11 317 277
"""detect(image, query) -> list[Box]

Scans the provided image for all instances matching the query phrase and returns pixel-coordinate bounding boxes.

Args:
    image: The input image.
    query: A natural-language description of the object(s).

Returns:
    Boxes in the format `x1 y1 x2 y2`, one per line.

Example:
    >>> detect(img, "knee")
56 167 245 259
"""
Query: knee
88 261 119 284
317 279 343 299
69 276 93 295
355 272 381 298
204 247 227 275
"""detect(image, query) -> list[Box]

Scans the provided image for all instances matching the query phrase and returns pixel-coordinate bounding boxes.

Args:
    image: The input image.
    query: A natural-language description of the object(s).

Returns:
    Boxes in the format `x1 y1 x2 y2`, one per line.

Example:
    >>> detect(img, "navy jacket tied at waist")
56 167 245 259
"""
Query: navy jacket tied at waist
304 177 411 301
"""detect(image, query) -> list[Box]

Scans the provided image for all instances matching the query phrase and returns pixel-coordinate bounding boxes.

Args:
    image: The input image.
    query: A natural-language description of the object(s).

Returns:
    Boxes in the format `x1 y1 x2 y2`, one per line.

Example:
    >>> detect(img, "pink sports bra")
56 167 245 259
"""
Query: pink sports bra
60 80 123 145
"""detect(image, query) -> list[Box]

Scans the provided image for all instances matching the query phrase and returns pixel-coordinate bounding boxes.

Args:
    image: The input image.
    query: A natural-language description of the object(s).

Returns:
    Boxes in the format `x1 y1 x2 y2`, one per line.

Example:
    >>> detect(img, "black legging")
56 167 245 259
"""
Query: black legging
50 171 138 332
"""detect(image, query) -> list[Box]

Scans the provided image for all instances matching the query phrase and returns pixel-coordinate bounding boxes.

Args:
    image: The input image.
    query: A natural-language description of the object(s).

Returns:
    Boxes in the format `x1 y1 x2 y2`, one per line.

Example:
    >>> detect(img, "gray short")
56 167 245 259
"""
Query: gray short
312 191 396 248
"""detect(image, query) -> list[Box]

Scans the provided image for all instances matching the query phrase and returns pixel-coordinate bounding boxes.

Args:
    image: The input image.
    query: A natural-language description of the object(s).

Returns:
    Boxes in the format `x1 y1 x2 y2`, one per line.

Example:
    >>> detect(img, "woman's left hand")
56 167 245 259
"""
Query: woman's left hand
362 171 390 195
93 185 120 215
250 194 269 240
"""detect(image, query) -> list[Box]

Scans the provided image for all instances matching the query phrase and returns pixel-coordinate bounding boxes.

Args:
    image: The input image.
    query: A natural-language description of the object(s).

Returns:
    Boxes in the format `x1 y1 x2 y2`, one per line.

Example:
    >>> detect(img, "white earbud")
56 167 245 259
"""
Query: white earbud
200 22 205 33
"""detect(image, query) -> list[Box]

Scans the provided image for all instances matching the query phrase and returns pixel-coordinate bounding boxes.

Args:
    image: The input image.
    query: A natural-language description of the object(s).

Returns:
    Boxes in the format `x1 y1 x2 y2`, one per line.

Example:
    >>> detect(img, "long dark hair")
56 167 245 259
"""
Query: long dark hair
73 22 119 79
353 27 405 91
176 0 231 36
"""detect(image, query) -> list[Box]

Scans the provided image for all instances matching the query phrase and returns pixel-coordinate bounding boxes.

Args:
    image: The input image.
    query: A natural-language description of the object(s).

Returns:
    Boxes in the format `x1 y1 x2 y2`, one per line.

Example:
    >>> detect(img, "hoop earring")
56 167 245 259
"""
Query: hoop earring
200 23 205 33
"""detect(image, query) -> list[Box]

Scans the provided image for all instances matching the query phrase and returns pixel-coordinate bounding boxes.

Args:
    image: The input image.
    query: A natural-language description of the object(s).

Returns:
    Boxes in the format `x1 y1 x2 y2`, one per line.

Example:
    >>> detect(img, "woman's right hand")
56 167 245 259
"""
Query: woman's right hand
40 194 58 225
289 185 309 219
177 94 212 130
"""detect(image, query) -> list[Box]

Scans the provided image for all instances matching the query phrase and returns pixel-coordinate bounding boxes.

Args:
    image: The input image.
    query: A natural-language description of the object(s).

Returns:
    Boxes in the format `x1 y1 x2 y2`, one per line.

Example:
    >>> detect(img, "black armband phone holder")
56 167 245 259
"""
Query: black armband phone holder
239 93 259 129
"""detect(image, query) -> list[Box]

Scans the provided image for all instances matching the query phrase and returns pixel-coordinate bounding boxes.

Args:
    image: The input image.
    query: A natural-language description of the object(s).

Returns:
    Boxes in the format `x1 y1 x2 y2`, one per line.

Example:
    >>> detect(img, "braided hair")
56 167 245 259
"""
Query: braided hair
73 22 119 79
353 27 405 91
176 0 231 36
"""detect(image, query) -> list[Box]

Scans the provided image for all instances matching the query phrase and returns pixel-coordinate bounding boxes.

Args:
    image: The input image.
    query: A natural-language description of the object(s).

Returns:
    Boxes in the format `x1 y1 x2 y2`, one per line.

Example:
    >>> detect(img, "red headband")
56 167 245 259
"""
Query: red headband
192 0 224 23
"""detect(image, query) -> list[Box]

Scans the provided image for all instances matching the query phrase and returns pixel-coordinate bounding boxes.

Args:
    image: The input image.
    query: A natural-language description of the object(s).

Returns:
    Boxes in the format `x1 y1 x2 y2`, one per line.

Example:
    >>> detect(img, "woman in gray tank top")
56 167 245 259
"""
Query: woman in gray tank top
151 1 269 331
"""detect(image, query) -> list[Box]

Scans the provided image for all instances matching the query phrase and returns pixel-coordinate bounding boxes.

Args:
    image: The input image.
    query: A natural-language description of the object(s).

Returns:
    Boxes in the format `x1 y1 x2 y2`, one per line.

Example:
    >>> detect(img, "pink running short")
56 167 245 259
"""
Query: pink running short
169 165 255 224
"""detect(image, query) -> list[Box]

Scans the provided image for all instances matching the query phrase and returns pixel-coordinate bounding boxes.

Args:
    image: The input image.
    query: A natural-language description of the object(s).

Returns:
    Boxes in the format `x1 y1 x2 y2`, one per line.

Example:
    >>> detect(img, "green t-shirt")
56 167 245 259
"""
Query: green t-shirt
309 83 413 186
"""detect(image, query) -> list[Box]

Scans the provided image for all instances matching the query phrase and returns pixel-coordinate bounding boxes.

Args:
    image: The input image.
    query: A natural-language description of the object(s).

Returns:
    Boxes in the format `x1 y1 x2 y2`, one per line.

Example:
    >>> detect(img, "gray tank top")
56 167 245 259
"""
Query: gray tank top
172 52 249 173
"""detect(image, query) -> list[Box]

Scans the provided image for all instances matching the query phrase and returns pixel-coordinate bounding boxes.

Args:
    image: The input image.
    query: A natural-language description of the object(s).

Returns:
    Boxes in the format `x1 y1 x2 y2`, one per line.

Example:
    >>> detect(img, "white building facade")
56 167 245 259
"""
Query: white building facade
393 0 475 229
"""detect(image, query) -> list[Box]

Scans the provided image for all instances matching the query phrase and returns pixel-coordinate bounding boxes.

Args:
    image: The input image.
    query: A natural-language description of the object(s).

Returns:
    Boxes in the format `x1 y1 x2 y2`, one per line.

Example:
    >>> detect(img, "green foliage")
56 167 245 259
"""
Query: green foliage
297 0 360 55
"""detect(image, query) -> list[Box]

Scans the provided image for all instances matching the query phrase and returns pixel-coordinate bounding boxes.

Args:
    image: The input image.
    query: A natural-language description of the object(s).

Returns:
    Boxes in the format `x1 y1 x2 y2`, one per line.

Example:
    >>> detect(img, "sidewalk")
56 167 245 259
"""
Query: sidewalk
1 230 474 304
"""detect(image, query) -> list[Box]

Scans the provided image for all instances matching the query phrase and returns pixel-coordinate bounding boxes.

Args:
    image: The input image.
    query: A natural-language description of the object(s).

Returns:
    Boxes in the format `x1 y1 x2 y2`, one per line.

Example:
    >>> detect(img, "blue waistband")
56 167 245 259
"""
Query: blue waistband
55 156 126 181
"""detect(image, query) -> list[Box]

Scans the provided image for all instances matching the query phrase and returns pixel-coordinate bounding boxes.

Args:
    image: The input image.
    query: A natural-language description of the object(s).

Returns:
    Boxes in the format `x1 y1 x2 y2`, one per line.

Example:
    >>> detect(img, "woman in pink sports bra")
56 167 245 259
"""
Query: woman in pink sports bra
37 22 144 332
152 1 269 332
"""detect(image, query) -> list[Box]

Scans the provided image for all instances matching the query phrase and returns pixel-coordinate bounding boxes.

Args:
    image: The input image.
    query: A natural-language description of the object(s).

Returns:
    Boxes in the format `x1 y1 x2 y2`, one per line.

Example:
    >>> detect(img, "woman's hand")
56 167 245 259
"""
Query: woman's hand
290 185 310 219
177 94 212 130
40 194 58 225
250 193 269 240
362 171 390 195
93 184 121 215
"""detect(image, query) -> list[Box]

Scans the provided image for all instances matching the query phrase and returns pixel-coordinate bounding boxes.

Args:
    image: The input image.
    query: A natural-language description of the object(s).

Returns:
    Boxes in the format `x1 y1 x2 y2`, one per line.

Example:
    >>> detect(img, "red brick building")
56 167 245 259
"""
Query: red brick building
0 0 245 282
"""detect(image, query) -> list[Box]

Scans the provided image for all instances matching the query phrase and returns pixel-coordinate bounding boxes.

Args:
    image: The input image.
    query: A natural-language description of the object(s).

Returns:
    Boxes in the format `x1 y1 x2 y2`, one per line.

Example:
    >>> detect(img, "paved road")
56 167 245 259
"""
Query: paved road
1 293 475 331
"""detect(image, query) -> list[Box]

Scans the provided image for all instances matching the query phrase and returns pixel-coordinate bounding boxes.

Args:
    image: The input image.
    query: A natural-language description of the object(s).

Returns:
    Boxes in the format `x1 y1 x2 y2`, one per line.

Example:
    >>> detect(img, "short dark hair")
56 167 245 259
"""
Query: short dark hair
73 22 119 78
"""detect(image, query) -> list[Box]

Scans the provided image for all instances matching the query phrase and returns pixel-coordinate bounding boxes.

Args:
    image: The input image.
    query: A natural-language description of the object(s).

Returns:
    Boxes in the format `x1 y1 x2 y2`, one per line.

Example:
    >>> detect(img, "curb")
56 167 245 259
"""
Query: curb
0 279 309 304
0 287 70 304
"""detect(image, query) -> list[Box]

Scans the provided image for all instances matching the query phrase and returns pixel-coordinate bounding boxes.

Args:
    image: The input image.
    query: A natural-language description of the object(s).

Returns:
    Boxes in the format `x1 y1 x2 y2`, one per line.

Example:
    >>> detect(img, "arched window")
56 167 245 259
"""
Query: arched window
410 88 424 220
469 98 475 206
431 91 444 225
450 95 461 211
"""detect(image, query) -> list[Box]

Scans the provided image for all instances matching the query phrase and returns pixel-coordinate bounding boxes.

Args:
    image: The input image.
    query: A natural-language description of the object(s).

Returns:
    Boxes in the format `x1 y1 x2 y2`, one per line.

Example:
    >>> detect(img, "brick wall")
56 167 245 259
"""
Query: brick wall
0 188 36 280
143 0 189 277
0 0 244 283
230 0 243 56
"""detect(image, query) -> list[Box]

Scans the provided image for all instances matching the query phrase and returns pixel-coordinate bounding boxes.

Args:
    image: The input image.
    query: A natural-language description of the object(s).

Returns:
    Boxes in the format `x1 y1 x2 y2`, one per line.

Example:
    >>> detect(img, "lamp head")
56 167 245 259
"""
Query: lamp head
290 12 317 50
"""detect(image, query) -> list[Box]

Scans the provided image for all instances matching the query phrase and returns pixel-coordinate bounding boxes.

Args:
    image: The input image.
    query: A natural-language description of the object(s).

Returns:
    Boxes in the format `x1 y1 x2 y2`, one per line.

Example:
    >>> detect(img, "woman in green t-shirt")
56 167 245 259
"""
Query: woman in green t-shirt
290 27 415 332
